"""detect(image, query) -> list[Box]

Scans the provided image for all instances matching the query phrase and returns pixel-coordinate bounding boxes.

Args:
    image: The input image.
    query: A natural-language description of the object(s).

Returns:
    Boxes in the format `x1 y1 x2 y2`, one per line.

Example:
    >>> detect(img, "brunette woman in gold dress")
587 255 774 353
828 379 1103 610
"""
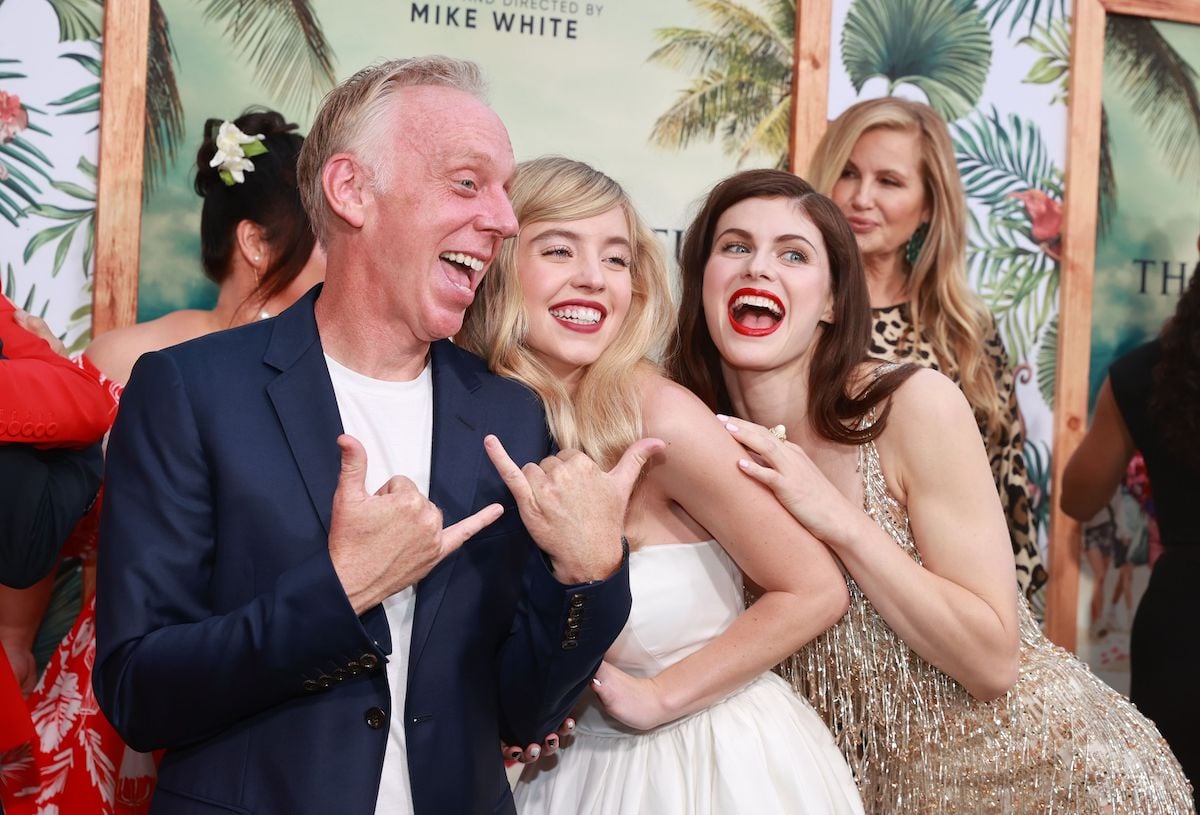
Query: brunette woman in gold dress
669 168 1194 814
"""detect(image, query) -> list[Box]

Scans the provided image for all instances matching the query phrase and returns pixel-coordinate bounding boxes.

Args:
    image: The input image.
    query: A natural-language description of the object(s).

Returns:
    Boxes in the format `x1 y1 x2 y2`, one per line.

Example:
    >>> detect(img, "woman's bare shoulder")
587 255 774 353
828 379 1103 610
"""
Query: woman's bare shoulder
86 310 212 384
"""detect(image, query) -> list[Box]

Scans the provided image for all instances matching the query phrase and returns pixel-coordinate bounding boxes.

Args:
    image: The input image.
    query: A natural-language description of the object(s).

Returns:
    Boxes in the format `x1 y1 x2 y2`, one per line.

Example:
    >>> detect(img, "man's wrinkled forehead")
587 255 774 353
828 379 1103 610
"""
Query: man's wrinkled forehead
386 85 514 177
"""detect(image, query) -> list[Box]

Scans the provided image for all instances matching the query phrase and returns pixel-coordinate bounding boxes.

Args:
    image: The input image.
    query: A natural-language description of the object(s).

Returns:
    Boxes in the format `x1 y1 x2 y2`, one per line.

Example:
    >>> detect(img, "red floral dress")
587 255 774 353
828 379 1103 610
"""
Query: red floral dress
2 357 159 815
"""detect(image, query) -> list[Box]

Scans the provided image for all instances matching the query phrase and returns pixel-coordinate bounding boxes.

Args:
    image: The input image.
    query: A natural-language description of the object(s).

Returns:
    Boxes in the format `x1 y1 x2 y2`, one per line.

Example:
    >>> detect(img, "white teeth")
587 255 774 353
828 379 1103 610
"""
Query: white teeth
440 252 485 272
549 305 602 325
732 294 783 317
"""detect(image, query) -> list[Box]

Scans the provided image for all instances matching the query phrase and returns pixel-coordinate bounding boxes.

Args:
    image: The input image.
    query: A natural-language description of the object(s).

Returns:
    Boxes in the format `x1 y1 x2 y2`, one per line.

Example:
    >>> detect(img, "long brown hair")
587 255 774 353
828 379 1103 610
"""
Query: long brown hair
668 169 916 444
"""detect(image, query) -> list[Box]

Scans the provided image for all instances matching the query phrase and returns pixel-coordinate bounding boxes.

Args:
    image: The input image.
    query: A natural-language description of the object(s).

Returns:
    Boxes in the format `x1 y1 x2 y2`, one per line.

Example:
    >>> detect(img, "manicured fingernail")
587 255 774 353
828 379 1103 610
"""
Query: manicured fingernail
592 677 603 687
565 720 575 731
716 414 728 421
528 746 540 758
508 748 521 759
739 459 752 468
546 736 558 748
725 423 738 432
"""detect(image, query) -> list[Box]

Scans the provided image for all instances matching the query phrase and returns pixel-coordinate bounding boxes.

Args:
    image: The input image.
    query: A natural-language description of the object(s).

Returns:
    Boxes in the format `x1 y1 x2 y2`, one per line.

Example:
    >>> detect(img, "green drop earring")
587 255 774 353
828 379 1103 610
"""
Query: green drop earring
905 222 930 268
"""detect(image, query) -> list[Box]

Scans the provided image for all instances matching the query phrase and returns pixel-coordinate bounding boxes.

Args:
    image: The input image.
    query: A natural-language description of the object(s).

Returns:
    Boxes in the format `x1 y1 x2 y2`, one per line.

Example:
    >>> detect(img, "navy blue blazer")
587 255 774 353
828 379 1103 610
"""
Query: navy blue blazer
94 286 631 814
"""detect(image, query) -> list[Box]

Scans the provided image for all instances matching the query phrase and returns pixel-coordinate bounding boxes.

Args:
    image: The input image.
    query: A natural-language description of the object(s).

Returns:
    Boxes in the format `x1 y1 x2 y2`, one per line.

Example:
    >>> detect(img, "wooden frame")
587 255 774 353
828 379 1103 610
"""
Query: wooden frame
790 0 834 176
92 0 150 336
1047 0 1200 650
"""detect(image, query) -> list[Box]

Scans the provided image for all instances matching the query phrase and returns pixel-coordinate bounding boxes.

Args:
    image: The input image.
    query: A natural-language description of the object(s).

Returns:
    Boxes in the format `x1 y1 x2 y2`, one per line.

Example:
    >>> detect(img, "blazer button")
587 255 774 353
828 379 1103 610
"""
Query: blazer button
359 653 380 672
331 668 348 683
561 640 578 650
346 660 362 676
302 679 319 693
364 707 387 729
317 674 334 690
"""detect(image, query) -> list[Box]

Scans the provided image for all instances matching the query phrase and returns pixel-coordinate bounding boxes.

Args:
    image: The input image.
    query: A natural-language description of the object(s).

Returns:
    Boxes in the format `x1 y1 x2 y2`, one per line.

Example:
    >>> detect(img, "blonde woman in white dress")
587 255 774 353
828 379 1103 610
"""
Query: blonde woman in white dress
456 156 863 815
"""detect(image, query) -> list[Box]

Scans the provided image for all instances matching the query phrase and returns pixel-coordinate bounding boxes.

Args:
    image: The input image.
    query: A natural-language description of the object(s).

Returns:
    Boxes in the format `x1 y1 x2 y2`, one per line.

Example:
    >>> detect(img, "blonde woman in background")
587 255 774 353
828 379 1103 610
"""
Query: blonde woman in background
458 156 862 815
808 97 1046 609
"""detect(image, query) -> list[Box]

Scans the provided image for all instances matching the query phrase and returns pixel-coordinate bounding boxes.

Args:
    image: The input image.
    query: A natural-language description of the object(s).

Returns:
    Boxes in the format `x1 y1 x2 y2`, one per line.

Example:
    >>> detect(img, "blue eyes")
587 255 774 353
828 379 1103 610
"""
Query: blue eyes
720 242 808 263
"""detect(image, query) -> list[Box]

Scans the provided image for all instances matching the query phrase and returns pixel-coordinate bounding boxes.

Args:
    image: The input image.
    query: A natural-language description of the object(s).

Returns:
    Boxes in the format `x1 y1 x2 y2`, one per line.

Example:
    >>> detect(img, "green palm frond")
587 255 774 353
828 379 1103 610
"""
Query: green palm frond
736 95 791 169
0 58 25 81
841 0 991 121
1017 20 1069 106
43 0 103 42
954 107 1059 206
1097 106 1115 234
202 0 337 117
144 0 183 195
23 156 96 279
0 102 55 227
648 0 792 167
50 45 101 120
1104 15 1200 182
1035 314 1057 407
1022 437 1052 533
978 0 1067 36
969 208 1059 362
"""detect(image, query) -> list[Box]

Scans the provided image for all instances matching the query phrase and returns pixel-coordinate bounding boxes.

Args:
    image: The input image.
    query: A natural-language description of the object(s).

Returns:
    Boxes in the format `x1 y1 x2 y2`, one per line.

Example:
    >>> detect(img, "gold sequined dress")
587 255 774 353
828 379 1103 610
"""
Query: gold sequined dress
780 430 1195 814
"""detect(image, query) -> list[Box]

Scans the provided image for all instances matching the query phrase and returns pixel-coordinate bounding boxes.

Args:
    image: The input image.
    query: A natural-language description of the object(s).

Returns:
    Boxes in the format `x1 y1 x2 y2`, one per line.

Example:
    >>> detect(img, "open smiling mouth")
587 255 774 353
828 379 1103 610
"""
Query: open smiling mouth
728 288 784 336
549 302 606 334
439 252 486 292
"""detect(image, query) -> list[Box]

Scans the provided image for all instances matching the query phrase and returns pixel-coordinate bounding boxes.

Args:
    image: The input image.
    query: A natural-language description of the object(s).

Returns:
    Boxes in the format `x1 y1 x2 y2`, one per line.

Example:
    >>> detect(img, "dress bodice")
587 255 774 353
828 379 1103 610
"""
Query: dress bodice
605 540 743 678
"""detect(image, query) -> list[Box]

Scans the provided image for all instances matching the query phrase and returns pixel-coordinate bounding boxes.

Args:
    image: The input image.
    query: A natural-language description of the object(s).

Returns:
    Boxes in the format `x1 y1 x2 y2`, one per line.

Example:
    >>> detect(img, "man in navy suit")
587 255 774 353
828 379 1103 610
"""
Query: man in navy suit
94 56 658 814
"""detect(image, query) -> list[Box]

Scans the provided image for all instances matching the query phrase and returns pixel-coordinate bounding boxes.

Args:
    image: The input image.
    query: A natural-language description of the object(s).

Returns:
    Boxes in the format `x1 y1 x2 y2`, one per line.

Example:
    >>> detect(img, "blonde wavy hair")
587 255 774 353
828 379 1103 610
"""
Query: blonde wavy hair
457 156 674 468
809 97 1003 439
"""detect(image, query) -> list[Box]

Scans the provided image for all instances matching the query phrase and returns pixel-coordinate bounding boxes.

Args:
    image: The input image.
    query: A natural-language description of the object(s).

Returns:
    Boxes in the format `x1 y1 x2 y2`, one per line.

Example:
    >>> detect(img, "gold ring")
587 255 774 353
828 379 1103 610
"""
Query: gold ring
768 424 787 442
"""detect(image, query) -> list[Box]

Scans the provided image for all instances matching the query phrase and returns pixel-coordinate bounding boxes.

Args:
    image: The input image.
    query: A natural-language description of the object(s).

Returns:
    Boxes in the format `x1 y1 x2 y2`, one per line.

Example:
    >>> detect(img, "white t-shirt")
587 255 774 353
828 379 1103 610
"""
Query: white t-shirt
325 354 433 815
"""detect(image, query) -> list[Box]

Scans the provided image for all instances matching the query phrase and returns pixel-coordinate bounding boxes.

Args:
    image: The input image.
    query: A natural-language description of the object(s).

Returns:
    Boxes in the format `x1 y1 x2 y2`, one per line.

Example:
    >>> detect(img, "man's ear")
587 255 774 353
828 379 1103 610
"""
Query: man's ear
323 154 368 230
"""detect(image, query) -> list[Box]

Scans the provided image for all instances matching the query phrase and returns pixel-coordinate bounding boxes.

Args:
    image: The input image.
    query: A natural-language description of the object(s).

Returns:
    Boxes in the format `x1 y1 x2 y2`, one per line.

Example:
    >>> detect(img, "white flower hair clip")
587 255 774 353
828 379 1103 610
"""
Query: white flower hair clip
209 120 267 185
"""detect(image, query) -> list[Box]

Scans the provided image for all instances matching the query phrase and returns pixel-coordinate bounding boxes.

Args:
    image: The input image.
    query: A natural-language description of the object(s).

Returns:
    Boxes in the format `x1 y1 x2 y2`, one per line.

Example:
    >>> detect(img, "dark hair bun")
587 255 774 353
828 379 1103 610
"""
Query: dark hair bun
194 108 299 196
191 106 315 303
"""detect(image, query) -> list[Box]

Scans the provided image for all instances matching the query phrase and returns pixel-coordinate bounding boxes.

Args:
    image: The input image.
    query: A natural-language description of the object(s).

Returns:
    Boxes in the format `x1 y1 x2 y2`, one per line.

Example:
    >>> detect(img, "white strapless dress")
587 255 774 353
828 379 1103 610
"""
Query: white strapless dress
514 540 863 814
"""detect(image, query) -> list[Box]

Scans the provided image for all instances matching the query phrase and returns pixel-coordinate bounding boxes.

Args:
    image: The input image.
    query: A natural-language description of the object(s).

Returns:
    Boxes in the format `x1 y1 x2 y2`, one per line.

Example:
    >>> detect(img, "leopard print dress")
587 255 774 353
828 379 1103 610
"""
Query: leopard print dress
870 303 1048 611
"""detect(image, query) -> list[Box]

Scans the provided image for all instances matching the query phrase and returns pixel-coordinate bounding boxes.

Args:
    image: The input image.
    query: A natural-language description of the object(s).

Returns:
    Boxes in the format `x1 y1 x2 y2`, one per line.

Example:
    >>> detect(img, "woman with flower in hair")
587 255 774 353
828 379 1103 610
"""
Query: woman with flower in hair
808 97 1047 610
17 108 323 815
458 156 861 814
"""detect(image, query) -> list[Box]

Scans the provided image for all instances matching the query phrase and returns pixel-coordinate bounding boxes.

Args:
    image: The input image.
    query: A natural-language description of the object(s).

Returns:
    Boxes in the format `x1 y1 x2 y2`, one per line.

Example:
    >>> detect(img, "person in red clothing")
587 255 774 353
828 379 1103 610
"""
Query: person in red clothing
0 296 111 814
0 295 110 684
11 107 325 815
0 296 114 448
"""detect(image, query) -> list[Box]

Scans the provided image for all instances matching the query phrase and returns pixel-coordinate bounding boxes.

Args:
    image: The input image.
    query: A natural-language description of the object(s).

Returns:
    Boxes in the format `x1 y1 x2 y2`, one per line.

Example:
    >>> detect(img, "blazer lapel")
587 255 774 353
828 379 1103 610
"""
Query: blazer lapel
264 287 343 535
409 340 486 675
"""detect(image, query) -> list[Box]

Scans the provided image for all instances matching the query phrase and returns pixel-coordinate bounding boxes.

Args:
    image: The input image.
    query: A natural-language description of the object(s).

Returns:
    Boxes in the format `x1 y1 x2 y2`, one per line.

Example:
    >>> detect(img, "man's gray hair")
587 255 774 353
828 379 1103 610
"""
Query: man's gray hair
297 56 487 243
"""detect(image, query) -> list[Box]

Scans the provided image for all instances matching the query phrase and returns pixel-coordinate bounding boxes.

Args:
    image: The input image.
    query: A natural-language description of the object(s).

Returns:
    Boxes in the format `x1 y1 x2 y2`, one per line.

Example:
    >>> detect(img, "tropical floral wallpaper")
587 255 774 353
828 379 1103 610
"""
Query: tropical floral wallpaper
0 0 102 353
